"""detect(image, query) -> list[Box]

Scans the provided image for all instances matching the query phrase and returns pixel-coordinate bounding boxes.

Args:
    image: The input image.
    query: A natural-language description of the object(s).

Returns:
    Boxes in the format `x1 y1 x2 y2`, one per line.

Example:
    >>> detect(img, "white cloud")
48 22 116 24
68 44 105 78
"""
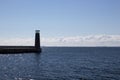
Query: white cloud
0 38 34 46
41 35 120 46
0 35 120 46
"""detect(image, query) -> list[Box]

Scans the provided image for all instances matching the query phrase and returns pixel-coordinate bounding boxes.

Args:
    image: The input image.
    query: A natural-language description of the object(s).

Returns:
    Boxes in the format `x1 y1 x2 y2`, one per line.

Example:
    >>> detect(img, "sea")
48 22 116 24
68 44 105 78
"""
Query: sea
0 47 120 80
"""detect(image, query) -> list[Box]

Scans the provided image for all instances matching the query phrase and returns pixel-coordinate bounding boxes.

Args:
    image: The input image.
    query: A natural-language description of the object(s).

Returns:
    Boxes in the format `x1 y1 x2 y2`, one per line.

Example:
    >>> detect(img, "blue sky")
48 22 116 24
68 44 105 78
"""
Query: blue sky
0 0 120 46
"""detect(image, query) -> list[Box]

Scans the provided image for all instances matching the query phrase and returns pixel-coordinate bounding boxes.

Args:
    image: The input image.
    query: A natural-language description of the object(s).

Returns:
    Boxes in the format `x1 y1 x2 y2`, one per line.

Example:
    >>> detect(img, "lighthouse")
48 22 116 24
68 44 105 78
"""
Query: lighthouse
35 30 41 52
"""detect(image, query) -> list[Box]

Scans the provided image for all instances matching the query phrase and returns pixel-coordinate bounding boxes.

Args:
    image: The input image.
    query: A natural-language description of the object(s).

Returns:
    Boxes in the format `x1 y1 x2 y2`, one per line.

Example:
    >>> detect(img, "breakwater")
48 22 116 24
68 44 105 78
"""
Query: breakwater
0 30 41 53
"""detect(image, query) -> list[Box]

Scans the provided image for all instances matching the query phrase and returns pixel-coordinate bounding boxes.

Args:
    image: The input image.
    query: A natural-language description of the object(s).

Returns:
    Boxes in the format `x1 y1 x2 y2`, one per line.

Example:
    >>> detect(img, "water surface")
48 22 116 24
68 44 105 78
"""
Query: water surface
0 47 120 80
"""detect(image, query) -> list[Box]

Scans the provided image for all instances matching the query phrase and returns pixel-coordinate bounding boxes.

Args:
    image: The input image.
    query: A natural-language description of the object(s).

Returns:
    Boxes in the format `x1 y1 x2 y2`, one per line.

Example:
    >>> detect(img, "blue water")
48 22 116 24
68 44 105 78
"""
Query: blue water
0 47 120 80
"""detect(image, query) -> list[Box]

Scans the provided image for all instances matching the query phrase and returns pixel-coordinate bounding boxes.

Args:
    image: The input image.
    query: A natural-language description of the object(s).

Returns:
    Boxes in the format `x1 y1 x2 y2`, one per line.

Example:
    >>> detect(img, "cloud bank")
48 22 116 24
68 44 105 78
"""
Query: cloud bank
0 35 120 46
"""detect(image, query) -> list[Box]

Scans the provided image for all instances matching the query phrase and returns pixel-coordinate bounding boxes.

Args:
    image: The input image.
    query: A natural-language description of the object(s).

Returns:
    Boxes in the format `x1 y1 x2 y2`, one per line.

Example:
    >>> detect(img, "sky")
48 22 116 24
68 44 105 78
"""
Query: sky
0 0 120 46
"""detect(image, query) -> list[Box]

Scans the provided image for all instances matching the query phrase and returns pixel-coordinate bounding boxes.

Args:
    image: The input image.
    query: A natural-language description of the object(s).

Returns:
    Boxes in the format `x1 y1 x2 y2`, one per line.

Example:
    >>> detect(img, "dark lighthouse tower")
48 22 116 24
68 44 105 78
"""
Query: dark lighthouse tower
35 30 41 52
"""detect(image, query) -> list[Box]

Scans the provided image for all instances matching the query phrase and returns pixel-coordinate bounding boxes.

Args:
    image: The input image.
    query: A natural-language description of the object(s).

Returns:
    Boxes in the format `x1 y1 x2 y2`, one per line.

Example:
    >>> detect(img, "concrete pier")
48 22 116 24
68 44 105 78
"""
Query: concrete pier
0 30 42 53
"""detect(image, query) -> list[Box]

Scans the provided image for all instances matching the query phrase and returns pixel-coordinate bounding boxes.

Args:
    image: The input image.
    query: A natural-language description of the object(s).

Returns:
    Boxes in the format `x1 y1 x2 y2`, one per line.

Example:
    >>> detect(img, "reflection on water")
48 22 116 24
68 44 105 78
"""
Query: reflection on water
0 47 120 80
